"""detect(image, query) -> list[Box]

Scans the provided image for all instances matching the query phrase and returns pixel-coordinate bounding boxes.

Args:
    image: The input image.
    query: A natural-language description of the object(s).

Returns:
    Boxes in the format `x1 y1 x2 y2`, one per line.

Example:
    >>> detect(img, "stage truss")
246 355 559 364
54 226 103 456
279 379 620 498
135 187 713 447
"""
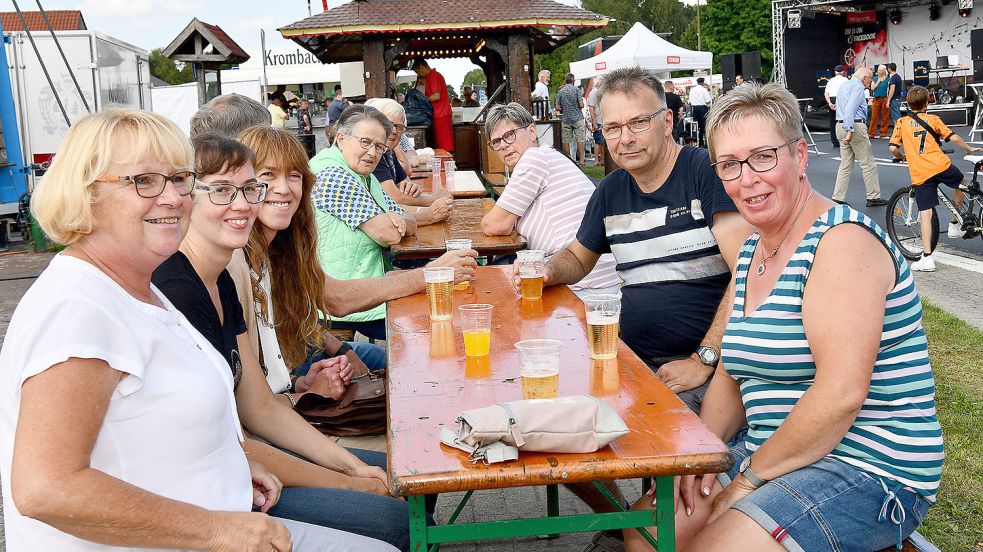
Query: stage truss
771 0 952 86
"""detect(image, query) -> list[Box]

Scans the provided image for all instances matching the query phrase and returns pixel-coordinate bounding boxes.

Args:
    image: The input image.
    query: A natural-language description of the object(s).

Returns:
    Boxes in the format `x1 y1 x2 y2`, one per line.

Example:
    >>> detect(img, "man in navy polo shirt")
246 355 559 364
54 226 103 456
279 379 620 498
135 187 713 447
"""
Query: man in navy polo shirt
540 66 752 414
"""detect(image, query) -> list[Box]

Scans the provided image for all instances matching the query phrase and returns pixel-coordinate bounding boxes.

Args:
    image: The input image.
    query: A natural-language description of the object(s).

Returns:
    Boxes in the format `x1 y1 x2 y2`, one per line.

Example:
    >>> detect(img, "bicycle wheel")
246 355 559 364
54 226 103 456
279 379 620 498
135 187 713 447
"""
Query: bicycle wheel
886 187 939 260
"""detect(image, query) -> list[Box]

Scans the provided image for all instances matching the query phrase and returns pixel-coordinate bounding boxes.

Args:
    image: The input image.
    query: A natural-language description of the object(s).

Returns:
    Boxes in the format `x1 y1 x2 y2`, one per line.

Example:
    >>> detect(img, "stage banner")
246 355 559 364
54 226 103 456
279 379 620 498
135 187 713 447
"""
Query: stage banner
843 11 888 70
816 70 832 98
913 60 931 87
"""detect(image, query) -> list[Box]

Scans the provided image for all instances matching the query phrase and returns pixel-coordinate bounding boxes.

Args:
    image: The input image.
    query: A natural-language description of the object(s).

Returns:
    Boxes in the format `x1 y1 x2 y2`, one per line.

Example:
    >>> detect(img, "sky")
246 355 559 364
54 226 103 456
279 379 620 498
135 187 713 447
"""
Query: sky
35 0 618 92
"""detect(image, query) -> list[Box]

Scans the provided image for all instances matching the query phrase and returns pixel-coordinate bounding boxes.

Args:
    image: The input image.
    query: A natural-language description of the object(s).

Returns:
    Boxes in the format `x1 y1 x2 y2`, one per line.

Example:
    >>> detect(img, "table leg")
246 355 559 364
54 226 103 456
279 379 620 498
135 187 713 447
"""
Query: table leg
655 476 676 552
408 494 429 552
540 484 559 539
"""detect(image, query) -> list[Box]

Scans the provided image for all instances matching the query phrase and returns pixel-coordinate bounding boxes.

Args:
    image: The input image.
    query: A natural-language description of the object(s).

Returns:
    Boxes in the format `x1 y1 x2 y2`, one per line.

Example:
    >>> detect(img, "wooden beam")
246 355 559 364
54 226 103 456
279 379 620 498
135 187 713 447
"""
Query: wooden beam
363 38 386 99
170 54 233 62
507 34 531 110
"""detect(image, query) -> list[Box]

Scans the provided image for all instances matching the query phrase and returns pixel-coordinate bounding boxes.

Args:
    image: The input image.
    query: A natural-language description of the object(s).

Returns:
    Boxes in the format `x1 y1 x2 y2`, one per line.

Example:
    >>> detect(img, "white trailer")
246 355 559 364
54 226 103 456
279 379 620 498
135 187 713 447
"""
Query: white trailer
3 30 150 214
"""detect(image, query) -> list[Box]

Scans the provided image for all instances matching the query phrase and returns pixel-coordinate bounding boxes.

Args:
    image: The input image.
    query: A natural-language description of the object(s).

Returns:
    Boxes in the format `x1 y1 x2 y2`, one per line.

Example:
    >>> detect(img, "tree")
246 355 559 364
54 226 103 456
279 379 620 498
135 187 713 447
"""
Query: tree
446 84 458 100
149 48 193 85
689 0 774 78
461 68 486 91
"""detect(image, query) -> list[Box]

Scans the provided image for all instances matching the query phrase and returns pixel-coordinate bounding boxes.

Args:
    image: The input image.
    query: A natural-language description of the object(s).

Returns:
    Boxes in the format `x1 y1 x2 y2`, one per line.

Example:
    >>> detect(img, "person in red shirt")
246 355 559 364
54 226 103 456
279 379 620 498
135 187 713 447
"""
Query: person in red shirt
412 58 454 152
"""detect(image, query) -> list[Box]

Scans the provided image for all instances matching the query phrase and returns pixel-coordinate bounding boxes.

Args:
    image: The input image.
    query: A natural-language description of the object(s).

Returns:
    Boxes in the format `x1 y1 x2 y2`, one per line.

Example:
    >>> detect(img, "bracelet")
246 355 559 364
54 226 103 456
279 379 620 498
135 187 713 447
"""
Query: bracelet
335 342 354 357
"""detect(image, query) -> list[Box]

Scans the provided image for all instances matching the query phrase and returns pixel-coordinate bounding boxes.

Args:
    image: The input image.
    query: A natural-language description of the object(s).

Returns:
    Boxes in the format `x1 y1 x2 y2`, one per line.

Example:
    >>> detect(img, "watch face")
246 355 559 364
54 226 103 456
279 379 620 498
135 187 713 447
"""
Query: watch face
739 456 750 473
699 347 718 365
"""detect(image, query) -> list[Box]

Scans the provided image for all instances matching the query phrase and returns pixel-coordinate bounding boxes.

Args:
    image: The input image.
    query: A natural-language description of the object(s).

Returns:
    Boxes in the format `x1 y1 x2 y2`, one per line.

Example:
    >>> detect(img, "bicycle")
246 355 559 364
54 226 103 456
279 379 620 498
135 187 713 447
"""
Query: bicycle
885 154 983 260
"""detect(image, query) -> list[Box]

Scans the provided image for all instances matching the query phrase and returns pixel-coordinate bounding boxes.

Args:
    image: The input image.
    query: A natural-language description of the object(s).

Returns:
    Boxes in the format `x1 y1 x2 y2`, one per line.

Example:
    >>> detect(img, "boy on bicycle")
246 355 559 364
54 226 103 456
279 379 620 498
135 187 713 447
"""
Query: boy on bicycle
889 85 982 271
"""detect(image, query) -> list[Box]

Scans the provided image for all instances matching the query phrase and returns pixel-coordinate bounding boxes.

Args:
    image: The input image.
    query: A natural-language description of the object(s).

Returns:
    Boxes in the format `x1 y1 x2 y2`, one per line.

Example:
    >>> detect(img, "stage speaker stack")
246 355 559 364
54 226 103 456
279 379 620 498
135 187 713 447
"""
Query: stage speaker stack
721 54 738 92
741 51 762 82
974 29 983 82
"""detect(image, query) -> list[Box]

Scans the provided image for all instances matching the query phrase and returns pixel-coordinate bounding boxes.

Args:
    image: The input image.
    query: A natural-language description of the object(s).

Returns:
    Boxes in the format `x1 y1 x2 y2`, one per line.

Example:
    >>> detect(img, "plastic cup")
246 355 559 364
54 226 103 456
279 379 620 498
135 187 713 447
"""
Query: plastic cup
446 239 473 289
584 294 621 360
423 267 454 321
445 160 456 184
516 249 546 300
459 304 493 357
515 339 561 399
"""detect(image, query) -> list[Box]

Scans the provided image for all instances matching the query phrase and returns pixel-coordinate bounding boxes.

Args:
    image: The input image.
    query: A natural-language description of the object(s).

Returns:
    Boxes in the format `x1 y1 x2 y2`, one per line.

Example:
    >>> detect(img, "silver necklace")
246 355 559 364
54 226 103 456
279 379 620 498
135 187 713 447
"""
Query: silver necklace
756 189 814 276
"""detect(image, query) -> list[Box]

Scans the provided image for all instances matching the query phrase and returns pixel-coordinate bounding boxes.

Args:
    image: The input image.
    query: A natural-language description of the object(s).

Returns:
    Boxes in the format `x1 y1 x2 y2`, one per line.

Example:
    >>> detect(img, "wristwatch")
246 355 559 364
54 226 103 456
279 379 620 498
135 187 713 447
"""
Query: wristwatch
695 346 719 367
739 456 768 489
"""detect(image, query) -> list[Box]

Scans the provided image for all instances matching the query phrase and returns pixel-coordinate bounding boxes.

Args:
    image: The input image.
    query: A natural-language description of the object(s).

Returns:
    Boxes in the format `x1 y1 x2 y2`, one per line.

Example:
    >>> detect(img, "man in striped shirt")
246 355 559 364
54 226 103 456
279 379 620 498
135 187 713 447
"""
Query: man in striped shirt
481 103 621 296
542 67 752 413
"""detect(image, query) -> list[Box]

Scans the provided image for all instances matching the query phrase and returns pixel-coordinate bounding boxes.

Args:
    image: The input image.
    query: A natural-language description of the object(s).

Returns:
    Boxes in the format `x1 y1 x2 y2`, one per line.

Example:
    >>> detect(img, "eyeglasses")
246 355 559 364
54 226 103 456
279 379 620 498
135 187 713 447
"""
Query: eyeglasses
348 135 389 155
194 181 268 205
392 123 407 134
600 109 667 140
489 127 524 151
97 171 196 198
711 139 799 181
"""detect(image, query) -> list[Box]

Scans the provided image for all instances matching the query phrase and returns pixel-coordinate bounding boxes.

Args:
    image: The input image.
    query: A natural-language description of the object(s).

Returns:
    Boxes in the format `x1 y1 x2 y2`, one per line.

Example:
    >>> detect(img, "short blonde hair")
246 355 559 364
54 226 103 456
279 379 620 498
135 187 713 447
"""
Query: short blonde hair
31 109 193 244
705 83 803 159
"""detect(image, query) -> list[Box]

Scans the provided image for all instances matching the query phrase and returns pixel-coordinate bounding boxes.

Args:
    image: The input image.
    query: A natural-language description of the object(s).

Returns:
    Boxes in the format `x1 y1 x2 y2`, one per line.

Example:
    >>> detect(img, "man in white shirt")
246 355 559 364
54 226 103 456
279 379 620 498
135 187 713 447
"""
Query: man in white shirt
533 70 551 119
268 96 288 129
824 64 848 148
688 77 713 147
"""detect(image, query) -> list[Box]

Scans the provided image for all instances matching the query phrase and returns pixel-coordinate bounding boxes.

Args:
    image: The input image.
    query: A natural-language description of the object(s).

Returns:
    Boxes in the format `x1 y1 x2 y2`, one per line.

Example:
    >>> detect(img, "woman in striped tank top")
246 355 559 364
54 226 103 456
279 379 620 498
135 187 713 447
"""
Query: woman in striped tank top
624 84 942 552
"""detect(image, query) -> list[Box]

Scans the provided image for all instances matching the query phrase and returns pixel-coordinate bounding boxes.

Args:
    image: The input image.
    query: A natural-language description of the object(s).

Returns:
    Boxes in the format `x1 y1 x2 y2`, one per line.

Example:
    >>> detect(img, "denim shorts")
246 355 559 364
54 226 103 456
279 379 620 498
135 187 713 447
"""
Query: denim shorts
718 431 932 551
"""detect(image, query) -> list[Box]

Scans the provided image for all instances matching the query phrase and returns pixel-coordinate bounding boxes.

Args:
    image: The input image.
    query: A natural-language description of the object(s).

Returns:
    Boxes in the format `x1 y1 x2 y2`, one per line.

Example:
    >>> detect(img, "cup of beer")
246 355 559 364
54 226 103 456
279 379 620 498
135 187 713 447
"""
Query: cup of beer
445 239 473 290
515 339 561 399
459 303 493 357
584 294 621 360
423 267 454 321
516 249 546 300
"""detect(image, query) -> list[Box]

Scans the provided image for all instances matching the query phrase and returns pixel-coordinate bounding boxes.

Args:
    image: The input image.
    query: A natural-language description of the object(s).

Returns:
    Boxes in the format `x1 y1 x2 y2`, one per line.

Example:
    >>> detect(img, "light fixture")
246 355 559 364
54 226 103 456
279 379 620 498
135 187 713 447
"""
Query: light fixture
929 3 941 19
889 8 902 24
958 0 972 16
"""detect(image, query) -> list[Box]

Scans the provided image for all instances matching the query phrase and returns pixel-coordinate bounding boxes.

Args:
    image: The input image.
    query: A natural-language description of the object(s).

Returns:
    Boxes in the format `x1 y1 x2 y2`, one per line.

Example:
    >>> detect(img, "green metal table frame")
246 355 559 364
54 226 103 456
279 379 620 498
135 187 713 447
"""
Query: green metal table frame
406 476 674 552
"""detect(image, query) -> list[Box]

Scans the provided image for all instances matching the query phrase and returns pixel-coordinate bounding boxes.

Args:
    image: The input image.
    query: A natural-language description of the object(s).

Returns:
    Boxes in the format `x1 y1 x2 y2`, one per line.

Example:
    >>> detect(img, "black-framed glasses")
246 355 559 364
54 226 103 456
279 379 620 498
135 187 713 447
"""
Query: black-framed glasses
348 135 389 155
194 181 268 205
711 139 799 181
489 127 525 151
97 171 196 198
600 109 667 140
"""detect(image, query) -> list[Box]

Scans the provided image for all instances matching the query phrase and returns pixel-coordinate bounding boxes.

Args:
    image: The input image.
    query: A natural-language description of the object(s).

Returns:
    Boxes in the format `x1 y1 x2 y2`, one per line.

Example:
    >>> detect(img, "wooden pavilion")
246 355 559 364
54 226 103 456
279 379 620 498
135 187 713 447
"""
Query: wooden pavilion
278 0 608 109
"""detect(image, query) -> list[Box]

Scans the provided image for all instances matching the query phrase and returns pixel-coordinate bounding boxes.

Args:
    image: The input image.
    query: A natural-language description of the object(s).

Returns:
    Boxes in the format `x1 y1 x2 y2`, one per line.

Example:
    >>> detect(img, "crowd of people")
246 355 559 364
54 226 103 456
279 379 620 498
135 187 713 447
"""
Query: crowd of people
0 61 947 552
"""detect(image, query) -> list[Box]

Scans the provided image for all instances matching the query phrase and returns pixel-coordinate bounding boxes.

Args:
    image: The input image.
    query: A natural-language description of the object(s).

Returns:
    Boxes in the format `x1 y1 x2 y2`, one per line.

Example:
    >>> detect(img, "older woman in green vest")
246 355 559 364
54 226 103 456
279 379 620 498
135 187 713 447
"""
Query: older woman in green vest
311 104 417 340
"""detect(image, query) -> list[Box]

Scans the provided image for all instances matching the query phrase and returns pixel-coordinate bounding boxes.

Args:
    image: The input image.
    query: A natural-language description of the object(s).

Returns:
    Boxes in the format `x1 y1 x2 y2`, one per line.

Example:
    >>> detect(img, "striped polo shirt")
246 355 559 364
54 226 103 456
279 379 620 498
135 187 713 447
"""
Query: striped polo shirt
722 206 943 500
497 145 621 291
576 146 736 360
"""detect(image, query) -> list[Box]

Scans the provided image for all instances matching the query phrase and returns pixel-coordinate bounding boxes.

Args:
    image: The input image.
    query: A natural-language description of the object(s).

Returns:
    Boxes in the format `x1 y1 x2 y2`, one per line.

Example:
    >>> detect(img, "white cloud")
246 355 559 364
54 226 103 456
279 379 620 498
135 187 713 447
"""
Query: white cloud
81 0 199 18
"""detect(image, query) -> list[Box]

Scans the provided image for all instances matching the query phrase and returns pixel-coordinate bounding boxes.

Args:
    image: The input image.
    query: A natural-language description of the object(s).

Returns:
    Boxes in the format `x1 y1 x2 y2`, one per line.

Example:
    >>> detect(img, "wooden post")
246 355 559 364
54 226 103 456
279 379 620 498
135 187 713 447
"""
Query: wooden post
364 38 386 99
195 62 207 107
507 34 531 110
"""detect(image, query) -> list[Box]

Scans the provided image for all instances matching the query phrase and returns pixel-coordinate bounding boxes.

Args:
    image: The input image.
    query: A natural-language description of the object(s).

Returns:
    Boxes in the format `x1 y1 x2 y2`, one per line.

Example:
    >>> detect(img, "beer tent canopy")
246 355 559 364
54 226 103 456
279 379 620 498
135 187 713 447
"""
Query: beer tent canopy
570 22 712 79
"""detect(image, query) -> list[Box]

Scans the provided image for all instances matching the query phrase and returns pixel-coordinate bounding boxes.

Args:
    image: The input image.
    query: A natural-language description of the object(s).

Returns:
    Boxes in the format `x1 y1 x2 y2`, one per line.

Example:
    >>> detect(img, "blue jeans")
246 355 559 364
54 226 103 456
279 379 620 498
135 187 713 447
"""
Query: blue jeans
890 97 903 123
718 432 931 551
268 449 429 551
295 341 387 377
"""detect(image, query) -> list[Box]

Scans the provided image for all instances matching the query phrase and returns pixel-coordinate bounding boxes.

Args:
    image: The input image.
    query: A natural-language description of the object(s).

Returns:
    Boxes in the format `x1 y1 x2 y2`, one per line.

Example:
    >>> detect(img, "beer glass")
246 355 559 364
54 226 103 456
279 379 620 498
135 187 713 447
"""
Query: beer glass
423 267 454 321
459 303 493 357
516 249 545 300
445 239 473 290
515 338 561 399
584 294 620 360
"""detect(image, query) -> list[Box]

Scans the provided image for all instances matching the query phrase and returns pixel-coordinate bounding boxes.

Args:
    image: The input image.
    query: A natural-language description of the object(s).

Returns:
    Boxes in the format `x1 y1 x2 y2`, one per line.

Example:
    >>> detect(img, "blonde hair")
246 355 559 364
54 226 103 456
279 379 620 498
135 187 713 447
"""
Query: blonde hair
31 109 192 244
705 83 803 159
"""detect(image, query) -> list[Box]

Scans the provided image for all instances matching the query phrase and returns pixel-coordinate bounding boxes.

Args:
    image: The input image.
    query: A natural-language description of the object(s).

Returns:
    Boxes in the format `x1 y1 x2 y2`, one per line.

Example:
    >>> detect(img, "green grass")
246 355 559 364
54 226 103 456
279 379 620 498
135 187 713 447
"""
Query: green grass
916 299 983 552
582 164 606 182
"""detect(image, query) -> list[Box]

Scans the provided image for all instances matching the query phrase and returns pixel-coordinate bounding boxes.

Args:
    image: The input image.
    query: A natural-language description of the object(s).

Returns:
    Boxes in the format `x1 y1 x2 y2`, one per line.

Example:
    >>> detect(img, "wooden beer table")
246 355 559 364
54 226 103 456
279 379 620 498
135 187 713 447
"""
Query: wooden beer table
391 198 526 260
386 266 733 551
414 170 487 199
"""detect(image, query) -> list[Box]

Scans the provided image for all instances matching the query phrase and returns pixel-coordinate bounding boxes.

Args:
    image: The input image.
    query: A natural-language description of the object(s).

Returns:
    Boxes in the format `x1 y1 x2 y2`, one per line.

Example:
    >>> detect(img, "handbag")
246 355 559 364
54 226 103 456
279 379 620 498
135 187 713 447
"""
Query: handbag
293 371 388 437
439 395 629 464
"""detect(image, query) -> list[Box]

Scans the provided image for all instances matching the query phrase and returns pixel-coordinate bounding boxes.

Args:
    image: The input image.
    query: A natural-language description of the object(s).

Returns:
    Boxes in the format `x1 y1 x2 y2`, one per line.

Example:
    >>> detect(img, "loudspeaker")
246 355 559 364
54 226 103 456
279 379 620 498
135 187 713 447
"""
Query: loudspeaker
975 59 983 82
721 54 737 92
741 51 762 81
973 29 983 61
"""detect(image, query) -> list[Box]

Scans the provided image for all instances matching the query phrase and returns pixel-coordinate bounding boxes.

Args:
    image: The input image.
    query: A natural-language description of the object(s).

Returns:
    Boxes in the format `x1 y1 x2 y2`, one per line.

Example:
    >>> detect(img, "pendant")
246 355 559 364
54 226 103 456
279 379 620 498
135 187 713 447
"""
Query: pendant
756 262 766 276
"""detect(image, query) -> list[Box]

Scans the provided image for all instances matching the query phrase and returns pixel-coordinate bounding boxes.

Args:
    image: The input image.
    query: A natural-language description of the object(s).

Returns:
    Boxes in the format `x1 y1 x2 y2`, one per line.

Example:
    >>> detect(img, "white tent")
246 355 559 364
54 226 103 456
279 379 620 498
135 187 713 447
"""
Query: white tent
570 22 712 80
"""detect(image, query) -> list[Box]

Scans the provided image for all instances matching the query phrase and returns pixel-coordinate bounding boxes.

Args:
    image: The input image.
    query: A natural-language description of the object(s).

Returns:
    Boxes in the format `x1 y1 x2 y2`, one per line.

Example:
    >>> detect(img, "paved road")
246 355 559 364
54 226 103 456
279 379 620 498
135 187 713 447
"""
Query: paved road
804 126 983 257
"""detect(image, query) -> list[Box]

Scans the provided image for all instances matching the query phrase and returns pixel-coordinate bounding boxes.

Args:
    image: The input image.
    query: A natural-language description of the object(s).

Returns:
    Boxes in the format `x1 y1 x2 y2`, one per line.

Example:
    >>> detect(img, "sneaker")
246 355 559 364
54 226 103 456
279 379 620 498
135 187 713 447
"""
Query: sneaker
866 198 888 207
910 255 937 272
948 222 965 238
583 532 626 552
